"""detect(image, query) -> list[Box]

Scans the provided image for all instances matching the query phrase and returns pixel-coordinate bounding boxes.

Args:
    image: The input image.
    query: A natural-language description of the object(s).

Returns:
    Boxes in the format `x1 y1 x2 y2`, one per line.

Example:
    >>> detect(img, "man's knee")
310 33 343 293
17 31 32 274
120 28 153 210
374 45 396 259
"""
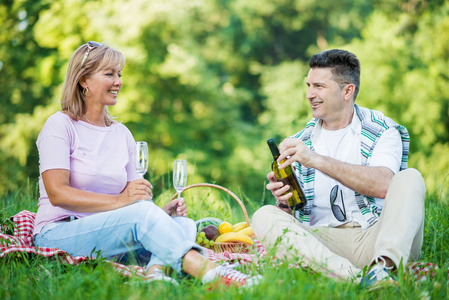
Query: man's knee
397 168 423 181
393 168 426 197
252 205 277 238
252 205 277 226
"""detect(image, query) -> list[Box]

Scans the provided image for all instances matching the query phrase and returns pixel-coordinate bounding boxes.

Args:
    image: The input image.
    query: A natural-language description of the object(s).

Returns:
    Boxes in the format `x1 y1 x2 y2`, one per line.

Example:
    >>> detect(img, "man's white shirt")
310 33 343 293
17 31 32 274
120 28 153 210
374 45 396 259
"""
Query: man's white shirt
310 112 402 228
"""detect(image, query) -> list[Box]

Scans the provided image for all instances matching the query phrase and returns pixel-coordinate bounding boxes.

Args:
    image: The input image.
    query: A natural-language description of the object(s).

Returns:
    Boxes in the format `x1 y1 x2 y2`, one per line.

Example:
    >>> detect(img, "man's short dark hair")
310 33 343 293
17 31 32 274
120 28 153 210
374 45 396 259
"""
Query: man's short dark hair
309 49 361 101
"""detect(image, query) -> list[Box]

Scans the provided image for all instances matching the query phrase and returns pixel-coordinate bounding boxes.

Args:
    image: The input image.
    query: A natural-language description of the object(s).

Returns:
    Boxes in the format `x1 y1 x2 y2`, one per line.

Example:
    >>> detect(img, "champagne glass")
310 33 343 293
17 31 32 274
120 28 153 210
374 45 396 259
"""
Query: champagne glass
135 141 149 178
173 159 187 198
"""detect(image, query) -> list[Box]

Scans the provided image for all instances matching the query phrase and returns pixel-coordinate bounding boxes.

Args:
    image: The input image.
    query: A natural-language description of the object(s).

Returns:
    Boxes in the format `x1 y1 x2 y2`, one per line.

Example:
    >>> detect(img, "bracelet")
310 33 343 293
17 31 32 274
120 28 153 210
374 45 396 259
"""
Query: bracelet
276 201 291 210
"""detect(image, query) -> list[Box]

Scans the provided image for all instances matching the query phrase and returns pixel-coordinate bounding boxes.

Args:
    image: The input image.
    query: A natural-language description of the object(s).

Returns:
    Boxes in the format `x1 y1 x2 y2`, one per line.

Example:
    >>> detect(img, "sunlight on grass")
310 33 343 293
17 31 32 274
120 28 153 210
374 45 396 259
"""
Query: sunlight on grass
1 177 448 299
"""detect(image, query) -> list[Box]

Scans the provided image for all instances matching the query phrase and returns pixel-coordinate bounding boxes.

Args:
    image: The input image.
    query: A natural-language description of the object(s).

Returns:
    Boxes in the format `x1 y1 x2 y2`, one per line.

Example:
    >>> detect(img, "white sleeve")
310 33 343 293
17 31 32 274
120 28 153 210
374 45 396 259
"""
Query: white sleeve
369 128 402 174
36 113 73 174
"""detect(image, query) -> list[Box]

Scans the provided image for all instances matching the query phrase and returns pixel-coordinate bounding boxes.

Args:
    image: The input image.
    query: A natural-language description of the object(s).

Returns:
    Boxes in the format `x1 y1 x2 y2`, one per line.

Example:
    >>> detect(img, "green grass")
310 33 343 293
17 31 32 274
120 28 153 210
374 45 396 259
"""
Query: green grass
1 181 448 299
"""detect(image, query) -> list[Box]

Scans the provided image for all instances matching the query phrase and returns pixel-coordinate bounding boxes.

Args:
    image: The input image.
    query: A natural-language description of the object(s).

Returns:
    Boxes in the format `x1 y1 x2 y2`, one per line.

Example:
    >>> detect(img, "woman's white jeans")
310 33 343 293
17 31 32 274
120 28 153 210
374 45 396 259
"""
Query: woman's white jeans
34 201 199 273
252 168 426 280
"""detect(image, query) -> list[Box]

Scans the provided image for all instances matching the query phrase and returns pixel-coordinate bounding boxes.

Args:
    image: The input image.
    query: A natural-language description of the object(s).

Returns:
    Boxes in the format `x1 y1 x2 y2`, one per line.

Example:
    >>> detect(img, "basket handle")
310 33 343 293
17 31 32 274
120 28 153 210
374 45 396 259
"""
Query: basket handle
170 183 250 227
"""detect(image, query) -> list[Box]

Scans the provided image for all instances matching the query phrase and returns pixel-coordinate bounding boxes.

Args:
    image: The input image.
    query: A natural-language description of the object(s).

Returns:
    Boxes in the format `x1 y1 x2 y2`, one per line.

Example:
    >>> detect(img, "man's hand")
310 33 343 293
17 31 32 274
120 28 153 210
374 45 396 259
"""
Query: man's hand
266 172 292 213
278 138 318 169
276 138 394 199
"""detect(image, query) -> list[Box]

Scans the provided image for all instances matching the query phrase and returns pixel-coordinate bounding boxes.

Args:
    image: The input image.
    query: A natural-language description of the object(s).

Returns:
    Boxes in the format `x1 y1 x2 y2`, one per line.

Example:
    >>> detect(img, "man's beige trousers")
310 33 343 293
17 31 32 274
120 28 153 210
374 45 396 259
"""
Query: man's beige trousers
252 168 426 280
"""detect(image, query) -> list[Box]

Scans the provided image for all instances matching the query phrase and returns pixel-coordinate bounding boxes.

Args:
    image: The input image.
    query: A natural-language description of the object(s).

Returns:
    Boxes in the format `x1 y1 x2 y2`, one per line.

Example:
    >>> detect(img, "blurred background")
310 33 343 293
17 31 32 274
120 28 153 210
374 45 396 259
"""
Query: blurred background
1 0 449 215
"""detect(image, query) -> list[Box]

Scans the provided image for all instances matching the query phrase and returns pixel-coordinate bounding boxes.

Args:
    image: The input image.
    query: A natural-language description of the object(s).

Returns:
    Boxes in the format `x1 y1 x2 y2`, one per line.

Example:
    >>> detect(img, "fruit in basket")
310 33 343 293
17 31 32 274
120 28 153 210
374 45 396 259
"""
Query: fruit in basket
201 225 219 241
195 217 223 233
237 226 255 237
196 231 215 248
218 221 233 234
231 222 248 232
215 232 254 245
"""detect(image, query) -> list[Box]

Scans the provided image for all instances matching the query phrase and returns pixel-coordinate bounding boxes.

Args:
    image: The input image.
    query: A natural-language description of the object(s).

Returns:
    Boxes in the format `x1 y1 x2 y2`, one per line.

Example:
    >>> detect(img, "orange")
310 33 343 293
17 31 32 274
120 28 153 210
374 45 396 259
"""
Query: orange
218 221 232 235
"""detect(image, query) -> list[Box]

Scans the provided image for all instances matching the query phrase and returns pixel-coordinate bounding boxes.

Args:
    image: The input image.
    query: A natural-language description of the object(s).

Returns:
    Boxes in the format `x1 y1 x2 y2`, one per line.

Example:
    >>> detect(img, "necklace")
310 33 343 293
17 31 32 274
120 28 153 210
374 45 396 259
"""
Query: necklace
82 114 93 125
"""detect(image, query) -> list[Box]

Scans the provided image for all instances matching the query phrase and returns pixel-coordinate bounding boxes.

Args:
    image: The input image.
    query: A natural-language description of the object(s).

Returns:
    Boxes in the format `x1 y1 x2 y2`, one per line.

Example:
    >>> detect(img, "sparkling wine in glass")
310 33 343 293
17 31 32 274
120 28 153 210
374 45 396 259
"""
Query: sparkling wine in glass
135 141 149 178
173 159 187 198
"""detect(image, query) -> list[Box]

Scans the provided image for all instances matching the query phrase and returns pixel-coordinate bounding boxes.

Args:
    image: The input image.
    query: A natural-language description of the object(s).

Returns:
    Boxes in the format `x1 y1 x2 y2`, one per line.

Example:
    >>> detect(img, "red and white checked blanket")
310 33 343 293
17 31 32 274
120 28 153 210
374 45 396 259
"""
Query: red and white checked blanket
0 210 445 283
0 210 267 279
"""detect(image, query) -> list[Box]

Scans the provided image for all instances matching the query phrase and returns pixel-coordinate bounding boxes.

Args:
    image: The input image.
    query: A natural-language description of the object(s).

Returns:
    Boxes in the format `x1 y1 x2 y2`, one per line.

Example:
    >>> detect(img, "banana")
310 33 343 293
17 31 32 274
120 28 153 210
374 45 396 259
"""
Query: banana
237 226 254 237
231 221 248 232
215 232 254 245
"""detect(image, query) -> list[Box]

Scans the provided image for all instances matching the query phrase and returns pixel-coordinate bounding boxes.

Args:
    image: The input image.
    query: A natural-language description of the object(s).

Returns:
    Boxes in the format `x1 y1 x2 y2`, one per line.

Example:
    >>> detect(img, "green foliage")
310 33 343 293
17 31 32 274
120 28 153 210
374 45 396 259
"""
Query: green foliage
346 4 449 199
1 182 448 299
0 0 55 195
2 1 449 297
1 255 447 299
1 0 449 206
421 197 449 265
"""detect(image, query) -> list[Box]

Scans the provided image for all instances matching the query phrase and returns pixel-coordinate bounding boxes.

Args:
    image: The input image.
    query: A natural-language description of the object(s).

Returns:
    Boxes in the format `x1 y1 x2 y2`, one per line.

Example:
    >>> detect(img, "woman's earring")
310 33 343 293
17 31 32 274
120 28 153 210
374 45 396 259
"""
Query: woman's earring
83 87 89 96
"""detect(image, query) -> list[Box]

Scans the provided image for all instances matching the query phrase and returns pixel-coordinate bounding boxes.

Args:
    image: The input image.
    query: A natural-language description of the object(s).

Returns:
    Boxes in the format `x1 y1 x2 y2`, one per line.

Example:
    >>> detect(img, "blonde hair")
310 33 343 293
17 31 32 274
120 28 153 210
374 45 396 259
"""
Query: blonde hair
61 42 125 126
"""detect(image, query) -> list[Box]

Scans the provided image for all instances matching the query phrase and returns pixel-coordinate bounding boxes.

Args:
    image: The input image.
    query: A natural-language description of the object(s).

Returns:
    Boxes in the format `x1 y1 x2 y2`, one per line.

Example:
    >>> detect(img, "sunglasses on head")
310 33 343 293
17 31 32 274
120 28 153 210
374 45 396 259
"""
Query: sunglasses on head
81 41 101 67
330 184 346 222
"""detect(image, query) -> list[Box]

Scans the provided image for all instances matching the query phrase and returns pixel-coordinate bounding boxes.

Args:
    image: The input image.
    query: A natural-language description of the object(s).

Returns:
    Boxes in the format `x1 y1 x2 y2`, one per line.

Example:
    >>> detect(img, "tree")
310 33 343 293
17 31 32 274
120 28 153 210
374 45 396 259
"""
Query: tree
1 0 448 206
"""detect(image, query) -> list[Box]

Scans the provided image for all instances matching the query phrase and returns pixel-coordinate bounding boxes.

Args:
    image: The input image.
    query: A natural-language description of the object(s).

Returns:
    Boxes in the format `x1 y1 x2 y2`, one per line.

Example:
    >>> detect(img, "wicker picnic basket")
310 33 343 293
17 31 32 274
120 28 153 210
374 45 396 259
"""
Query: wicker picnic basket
170 183 253 253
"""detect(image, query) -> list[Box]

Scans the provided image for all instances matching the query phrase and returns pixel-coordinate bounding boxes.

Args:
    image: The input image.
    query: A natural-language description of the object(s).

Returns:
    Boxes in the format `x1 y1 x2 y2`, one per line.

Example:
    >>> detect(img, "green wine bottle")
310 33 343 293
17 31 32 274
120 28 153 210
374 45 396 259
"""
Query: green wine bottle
267 138 307 210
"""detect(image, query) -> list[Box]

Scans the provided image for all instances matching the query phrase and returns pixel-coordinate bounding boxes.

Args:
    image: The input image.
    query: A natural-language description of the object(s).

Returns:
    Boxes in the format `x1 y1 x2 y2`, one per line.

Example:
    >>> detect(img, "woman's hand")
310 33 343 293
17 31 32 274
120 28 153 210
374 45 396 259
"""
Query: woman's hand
266 172 292 213
117 179 153 206
162 197 188 217
42 170 154 212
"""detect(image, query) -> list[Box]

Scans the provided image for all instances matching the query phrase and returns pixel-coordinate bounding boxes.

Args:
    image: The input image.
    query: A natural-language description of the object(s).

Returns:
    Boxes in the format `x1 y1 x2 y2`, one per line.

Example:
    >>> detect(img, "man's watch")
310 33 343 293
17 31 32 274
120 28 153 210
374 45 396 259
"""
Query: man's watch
276 201 291 210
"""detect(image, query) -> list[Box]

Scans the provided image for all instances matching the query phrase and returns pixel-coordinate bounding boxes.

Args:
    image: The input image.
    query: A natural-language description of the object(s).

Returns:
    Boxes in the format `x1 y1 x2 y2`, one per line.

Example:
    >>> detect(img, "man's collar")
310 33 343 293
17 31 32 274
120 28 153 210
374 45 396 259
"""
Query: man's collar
349 106 361 133
310 105 360 140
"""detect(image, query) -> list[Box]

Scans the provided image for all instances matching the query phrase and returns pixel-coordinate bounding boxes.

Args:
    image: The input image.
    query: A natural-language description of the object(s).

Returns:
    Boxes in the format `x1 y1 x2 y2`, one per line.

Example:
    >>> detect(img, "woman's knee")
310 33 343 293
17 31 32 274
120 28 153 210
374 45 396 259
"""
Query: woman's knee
126 201 169 225
172 216 196 241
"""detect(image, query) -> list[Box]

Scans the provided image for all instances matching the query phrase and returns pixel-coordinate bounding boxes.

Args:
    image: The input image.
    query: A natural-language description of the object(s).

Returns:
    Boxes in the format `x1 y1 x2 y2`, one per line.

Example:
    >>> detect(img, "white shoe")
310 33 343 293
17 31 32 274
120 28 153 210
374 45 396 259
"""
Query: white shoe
360 258 397 290
145 268 179 286
201 262 262 288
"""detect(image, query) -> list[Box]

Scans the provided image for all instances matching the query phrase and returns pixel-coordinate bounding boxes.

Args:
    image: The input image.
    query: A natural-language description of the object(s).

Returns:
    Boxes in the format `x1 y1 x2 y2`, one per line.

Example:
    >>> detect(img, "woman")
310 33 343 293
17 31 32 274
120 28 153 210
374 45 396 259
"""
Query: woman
33 41 261 288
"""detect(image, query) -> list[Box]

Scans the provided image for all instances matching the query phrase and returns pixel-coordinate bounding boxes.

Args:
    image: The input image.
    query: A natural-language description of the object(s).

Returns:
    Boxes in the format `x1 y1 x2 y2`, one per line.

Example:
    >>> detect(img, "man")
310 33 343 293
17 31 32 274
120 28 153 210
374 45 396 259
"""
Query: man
252 49 425 288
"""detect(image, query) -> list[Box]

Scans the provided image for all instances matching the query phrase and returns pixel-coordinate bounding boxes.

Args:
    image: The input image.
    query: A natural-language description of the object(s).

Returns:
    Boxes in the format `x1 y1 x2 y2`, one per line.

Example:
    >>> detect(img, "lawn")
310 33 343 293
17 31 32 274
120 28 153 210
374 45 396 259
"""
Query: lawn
1 181 448 299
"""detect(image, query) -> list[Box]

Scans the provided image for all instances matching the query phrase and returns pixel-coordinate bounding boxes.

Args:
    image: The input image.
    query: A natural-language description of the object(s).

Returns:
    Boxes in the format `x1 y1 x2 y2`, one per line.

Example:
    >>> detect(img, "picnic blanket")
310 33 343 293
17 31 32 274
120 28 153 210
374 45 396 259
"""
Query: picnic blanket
0 210 445 283
0 210 267 280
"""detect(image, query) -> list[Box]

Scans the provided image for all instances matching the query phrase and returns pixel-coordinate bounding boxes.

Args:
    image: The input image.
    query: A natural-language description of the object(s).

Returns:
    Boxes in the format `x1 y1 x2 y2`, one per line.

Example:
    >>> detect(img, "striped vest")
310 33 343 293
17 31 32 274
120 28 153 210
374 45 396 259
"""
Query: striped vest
291 104 409 228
